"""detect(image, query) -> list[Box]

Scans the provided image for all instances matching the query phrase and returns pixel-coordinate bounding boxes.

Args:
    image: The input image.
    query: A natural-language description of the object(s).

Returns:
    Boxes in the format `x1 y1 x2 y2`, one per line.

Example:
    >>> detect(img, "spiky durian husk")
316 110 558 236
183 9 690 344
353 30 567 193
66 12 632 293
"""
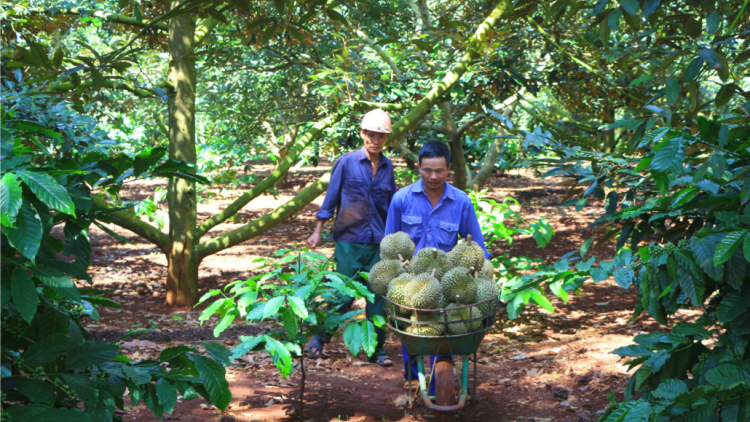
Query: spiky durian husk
369 259 403 296
480 259 495 278
467 306 484 332
448 237 485 270
410 248 449 280
408 311 446 336
445 303 470 335
380 232 415 260
474 277 499 315
386 273 413 316
441 267 477 304
406 272 442 310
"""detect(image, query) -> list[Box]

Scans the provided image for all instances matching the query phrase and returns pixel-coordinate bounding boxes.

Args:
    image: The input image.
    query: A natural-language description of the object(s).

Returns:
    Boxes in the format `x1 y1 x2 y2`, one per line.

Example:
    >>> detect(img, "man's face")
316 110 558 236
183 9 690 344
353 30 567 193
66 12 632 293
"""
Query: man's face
418 157 451 191
360 129 389 155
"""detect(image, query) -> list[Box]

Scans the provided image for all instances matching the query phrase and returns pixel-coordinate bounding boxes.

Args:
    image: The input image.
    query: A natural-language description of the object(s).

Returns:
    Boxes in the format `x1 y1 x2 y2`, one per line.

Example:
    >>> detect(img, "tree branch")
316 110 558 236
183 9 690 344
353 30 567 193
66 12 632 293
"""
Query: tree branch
470 99 518 191
90 195 171 253
453 114 486 142
24 8 169 31
416 123 447 133
384 0 513 161
195 109 347 237
197 173 331 258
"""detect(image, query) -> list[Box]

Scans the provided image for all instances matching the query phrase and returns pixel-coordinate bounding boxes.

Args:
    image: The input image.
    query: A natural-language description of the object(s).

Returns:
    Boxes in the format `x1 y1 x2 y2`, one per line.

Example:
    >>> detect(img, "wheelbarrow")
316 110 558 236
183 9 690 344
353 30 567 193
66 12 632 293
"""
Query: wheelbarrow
382 296 500 422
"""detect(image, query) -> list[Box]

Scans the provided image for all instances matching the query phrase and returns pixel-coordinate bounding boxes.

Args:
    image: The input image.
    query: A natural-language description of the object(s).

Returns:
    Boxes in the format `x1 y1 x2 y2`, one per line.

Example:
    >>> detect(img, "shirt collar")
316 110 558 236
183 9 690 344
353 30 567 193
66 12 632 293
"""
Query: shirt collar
413 179 455 201
357 147 387 168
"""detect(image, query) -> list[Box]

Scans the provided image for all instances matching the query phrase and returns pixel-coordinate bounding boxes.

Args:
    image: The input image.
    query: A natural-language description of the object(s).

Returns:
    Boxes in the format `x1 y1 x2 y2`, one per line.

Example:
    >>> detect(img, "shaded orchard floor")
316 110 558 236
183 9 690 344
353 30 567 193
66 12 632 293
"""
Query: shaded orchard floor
72 165 699 422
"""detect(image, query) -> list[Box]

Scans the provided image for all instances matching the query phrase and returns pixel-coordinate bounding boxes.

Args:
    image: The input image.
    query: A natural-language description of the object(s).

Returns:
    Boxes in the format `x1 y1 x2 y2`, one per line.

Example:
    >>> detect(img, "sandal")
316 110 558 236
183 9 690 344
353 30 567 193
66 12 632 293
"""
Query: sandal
404 380 419 391
369 354 394 367
306 336 325 359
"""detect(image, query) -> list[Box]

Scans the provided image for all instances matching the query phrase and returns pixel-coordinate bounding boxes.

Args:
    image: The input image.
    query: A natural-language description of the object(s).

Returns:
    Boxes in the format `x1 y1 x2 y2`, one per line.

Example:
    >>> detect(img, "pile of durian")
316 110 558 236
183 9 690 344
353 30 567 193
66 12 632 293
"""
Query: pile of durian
370 232 499 337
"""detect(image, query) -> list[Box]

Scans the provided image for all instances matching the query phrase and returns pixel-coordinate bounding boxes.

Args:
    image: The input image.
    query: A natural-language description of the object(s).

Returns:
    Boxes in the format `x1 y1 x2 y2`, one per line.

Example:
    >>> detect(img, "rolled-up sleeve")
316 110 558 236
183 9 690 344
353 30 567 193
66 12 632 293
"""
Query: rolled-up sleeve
384 194 402 236
459 200 490 258
316 158 345 220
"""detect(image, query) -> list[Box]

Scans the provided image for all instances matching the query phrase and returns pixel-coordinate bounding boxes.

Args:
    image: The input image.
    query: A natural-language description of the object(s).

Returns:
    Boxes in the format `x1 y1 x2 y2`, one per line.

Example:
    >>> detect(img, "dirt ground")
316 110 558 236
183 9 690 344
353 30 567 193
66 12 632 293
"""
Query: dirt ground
73 164 699 422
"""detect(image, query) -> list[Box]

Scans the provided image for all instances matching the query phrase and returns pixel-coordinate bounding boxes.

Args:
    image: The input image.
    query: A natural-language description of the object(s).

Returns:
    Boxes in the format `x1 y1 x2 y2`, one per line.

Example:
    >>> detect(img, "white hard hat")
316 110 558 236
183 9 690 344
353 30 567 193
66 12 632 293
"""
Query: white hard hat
360 109 392 134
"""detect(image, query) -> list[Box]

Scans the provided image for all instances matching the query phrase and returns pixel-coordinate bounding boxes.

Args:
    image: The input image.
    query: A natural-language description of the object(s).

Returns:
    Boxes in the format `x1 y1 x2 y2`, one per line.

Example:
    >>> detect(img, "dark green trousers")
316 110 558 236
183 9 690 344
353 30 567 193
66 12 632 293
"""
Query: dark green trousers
319 241 387 356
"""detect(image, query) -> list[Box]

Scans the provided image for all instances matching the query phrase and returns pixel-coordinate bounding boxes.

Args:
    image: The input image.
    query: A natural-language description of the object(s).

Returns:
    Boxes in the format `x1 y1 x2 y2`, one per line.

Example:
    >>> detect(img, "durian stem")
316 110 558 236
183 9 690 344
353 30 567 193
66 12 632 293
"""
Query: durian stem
474 270 478 278
464 267 474 276
400 260 409 269
398 253 405 262
432 249 437 260
431 268 437 277
466 234 472 244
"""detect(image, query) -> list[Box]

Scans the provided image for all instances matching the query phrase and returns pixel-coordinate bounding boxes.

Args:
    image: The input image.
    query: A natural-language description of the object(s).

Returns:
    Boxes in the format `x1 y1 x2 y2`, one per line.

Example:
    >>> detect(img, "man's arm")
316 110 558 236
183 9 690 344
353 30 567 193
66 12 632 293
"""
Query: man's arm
307 158 345 248
460 200 491 259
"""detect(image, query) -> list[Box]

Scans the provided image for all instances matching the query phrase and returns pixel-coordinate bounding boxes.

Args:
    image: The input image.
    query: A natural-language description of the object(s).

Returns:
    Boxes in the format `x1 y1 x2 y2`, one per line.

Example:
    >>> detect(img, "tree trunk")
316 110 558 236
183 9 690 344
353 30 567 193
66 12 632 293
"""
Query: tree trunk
438 102 468 191
601 105 616 153
165 6 198 306
470 99 519 190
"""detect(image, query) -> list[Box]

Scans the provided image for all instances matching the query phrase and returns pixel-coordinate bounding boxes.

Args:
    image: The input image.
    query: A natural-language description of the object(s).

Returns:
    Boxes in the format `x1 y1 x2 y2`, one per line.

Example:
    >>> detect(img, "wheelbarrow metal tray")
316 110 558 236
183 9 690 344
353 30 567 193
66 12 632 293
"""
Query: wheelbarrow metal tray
393 328 491 355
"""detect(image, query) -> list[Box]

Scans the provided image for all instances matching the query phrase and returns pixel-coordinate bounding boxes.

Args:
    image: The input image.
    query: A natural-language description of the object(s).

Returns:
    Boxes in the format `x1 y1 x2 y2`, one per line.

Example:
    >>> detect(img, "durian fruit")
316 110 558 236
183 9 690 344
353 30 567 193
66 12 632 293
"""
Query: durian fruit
408 311 446 336
369 259 407 296
410 248 449 280
386 273 413 316
445 303 470 335
475 277 499 315
406 270 442 310
480 259 495 278
466 306 484 332
438 293 449 309
441 267 478 305
381 232 416 260
448 234 485 271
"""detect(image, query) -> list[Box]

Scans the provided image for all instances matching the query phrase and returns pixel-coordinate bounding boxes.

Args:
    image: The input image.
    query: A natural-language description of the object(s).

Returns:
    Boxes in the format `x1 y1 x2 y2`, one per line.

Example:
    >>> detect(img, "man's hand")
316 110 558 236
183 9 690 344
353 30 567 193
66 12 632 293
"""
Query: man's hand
307 231 321 248
307 220 326 248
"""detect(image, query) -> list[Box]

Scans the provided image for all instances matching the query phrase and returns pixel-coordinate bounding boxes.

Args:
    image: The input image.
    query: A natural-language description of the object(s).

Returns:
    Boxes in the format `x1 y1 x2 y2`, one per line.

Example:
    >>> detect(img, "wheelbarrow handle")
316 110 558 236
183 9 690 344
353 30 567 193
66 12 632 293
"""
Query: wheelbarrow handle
416 356 470 413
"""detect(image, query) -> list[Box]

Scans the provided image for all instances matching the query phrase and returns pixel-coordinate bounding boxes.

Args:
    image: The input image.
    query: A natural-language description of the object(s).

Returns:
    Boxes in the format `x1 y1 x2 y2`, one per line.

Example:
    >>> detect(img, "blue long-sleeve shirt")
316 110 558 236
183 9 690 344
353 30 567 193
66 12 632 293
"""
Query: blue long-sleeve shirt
316 147 397 244
384 180 489 258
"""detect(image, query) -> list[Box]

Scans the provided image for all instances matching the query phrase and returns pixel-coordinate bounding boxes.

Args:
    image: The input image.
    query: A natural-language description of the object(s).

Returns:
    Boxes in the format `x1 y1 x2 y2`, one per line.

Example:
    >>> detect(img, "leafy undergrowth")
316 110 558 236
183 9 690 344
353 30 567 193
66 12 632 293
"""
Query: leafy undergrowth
74 167 701 422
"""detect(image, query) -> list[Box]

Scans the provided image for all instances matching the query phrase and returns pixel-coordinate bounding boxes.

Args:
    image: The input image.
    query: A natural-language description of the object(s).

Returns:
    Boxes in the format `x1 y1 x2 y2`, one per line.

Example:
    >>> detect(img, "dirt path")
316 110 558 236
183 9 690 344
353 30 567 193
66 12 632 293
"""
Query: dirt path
74 167 698 422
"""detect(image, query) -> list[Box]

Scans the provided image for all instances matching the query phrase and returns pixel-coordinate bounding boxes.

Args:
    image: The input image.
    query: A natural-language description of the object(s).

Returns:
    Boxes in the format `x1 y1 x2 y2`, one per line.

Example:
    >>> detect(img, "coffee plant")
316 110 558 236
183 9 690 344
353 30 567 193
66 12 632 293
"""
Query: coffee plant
1 78 230 421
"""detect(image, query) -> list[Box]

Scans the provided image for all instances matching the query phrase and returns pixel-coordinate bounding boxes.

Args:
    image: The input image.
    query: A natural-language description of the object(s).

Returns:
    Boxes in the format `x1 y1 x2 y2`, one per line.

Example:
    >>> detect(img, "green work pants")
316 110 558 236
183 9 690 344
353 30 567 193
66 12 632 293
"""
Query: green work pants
319 241 387 356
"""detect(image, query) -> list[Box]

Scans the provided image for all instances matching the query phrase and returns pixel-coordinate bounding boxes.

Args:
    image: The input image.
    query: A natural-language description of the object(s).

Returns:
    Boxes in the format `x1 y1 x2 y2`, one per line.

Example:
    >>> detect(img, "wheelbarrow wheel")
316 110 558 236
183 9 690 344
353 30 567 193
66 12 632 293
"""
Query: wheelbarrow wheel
434 358 455 422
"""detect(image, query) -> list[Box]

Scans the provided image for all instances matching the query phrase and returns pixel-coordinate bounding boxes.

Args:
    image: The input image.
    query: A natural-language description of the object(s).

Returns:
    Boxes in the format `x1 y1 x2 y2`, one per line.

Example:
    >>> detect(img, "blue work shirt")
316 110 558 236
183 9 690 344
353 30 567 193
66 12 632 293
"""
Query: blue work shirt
384 180 489 258
317 147 397 244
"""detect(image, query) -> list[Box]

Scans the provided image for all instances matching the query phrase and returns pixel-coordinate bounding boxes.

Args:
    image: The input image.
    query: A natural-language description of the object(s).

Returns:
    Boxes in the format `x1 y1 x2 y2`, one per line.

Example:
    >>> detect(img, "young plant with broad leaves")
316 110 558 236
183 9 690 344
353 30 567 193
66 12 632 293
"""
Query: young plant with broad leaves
0 80 231 421
506 116 750 420
199 248 381 419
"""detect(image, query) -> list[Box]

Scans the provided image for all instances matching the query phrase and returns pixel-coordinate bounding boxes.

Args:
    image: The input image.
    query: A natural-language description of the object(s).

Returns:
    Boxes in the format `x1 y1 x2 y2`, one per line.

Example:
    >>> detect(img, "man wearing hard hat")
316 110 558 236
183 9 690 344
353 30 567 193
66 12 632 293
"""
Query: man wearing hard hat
306 109 397 367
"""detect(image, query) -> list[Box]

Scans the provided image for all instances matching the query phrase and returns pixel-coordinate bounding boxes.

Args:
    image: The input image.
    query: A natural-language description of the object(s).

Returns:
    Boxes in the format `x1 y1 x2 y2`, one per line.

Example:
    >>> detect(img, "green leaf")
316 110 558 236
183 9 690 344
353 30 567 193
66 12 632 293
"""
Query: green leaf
715 84 735 108
343 323 362 356
280 307 298 338
87 380 115 422
665 78 679 105
213 309 238 338
16 170 75 216
529 290 554 312
651 138 683 173
61 374 98 407
133 147 167 177
229 335 265 359
744 233 750 263
706 11 720 34
21 333 70 366
65 341 119 370
612 344 653 357
705 364 750 389
620 0 639 14
264 335 293 377
11 269 38 324
263 295 285 318
717 290 750 323
0 172 22 226
677 270 704 305
623 400 651 422
17 377 56 405
134 5 143 22
187 354 231 410
360 321 377 358
287 296 308 319
714 230 747 266
613 268 635 289
31 265 80 302
200 342 233 367
651 378 688 399
155 379 178 416
5 200 42 263
683 57 703 83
